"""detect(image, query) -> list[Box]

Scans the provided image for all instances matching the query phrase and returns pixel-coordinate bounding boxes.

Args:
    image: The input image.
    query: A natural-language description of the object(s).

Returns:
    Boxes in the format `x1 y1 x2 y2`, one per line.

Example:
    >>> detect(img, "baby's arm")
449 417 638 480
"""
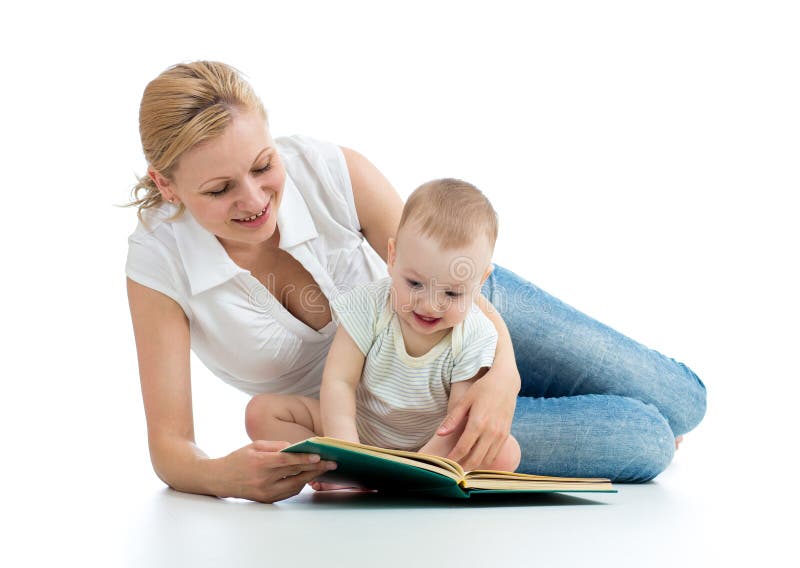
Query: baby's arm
320 325 367 443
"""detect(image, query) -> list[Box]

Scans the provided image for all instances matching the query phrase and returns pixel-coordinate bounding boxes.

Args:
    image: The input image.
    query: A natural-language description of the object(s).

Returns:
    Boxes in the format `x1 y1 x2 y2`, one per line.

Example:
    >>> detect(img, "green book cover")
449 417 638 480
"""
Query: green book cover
282 437 616 499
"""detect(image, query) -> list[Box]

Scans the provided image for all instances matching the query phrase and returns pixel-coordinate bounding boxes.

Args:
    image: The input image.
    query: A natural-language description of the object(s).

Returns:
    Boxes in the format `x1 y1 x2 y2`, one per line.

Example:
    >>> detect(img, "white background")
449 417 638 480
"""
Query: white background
1 1 798 566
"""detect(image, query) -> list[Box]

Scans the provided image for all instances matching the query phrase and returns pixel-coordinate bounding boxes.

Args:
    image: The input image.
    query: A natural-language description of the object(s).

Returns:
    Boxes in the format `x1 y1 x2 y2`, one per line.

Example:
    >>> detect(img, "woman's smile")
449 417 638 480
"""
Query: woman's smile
232 202 271 228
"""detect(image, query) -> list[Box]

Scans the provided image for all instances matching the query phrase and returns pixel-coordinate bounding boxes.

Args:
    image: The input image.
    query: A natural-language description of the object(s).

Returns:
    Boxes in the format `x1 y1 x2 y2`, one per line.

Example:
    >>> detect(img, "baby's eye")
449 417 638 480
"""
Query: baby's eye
445 291 462 298
406 279 422 289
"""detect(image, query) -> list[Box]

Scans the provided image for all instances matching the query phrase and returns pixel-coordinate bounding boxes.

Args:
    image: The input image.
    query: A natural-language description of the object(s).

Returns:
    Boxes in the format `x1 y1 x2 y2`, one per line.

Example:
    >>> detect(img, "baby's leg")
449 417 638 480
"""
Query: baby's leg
246 394 361 492
245 394 322 443
486 435 521 472
419 429 521 472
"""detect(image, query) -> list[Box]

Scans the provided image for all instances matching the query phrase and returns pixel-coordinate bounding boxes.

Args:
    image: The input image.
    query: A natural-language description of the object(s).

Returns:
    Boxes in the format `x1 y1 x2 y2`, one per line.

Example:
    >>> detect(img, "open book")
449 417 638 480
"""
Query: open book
283 437 616 499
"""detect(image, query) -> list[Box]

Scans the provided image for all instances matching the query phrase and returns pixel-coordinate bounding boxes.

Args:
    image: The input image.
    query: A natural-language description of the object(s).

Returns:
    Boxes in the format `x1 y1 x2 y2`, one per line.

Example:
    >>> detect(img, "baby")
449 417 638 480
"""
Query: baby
248 178 520 472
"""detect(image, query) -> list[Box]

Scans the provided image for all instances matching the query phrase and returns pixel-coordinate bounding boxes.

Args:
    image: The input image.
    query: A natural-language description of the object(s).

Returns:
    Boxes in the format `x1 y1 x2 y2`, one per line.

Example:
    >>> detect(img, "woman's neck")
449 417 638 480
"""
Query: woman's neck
219 228 282 274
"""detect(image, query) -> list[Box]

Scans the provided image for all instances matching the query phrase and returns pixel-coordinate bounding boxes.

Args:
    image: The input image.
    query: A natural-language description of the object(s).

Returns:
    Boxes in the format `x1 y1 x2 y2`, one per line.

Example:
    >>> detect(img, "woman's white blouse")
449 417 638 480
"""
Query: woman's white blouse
125 135 388 397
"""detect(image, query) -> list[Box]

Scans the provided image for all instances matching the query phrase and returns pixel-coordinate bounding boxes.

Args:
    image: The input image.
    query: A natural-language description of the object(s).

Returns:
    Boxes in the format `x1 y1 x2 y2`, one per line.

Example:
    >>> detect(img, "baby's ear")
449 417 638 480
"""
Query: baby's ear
387 238 396 268
479 263 494 286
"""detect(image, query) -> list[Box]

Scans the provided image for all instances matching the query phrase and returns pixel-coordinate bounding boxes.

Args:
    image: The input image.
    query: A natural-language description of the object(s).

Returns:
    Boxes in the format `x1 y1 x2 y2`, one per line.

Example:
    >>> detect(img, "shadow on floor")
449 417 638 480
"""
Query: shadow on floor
296 488 611 509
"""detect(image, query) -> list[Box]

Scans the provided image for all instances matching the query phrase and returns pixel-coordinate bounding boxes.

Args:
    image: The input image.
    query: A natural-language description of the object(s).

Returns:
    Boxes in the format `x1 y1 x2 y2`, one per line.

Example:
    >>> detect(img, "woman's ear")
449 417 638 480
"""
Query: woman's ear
149 168 179 204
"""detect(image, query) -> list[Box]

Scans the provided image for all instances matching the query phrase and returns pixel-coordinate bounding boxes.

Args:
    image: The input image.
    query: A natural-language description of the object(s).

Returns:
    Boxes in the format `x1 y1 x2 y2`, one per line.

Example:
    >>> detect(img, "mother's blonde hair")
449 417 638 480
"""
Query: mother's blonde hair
128 61 266 220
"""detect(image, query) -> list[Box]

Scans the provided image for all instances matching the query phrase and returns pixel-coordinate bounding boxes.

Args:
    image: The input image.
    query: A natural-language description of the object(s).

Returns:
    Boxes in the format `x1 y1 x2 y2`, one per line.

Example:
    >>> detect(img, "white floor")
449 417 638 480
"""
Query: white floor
116 452 791 568
9 376 794 568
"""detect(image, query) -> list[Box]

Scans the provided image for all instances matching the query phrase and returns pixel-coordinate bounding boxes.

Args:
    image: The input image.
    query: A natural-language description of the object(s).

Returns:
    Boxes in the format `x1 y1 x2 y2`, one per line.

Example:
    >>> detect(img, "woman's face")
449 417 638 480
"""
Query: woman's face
154 109 286 250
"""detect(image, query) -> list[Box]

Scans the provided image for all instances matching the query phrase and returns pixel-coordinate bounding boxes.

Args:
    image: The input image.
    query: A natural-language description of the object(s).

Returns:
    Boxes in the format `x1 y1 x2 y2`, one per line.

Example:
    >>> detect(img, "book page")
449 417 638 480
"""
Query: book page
466 470 612 483
462 478 615 492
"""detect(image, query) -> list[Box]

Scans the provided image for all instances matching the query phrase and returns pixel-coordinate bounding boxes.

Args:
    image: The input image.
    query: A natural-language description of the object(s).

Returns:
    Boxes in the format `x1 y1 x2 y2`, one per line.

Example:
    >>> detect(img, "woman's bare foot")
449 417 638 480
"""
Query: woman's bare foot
675 435 684 449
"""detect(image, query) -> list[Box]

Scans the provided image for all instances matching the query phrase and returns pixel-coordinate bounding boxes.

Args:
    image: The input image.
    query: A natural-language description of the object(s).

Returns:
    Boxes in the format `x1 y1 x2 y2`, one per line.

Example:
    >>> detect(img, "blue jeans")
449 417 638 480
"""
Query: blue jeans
481 264 707 483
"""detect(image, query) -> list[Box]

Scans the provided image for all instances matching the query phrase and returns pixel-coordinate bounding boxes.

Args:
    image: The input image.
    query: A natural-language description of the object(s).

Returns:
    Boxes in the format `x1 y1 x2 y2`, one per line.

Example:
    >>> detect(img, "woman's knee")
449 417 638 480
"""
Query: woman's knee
671 362 707 436
607 398 676 483
512 395 676 483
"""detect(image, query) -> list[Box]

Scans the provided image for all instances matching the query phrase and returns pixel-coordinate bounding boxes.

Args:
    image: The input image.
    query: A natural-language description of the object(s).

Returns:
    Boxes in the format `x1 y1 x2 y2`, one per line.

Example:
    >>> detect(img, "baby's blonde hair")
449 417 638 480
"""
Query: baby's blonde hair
398 178 498 251
127 61 266 220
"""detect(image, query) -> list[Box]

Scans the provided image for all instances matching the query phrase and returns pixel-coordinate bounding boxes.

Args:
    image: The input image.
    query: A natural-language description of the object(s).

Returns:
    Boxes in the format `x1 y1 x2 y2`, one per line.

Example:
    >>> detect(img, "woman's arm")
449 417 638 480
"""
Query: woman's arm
417 369 486 457
127 279 332 503
438 295 521 470
320 326 367 442
340 146 404 263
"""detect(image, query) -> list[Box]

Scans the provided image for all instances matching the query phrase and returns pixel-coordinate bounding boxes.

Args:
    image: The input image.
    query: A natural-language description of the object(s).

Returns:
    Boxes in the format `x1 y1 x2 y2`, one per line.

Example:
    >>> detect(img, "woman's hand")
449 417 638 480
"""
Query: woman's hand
214 440 337 503
436 367 520 471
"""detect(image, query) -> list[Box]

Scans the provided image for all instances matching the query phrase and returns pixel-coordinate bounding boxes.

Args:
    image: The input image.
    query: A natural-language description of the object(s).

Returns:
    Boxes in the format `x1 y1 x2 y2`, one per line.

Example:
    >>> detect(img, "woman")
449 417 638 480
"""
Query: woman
126 61 706 503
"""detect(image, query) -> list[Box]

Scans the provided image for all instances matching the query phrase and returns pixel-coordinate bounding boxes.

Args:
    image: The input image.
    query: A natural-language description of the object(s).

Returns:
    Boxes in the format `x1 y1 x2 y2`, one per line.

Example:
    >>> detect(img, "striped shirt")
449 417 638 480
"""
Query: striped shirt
329 277 497 451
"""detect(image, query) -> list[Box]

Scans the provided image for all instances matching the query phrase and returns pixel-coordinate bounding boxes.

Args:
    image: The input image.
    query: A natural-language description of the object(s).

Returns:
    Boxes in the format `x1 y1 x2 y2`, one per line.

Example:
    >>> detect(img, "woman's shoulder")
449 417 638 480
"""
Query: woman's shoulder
126 206 184 266
276 134 343 161
276 134 360 235
128 203 179 242
125 204 189 304
276 135 348 181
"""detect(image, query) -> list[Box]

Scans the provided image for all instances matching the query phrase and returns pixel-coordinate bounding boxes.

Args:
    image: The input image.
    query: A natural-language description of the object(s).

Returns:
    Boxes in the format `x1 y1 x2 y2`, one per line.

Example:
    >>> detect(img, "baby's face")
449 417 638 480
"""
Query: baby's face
387 227 494 336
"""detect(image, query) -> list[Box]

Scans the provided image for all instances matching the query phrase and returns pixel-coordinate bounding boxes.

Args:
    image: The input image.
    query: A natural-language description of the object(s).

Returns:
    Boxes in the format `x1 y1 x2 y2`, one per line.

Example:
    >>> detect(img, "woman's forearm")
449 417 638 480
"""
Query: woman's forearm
148 432 338 503
148 434 228 497
476 294 521 391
